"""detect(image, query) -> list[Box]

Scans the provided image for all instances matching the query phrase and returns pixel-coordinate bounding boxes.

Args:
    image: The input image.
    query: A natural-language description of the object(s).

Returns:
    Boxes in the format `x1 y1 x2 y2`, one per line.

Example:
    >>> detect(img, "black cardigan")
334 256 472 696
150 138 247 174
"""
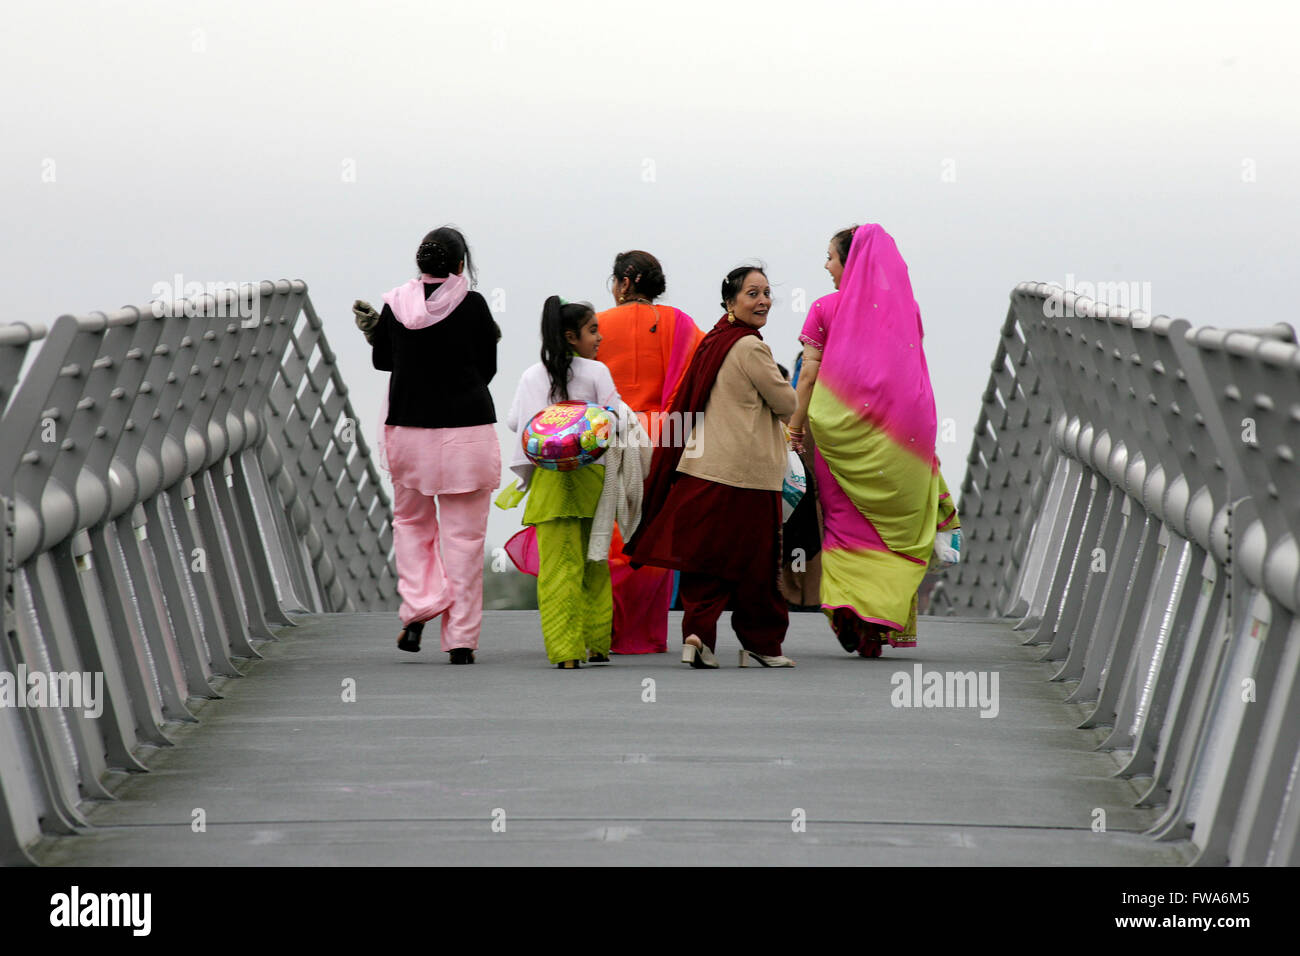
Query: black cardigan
370 286 499 427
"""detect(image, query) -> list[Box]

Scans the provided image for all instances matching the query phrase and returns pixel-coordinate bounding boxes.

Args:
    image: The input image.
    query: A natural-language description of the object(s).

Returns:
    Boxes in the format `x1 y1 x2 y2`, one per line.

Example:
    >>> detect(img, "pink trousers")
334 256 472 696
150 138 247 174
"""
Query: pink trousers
391 483 492 650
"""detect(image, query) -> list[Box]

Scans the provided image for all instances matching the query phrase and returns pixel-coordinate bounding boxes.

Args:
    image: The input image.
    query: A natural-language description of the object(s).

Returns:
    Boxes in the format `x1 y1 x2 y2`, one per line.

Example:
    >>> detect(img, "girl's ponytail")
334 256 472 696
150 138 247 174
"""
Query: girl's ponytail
539 296 595 403
541 295 574 402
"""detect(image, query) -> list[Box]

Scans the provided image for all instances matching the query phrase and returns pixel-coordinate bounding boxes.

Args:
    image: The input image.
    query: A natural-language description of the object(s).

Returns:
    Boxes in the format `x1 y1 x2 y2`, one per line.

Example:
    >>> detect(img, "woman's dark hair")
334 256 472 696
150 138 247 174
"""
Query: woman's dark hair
611 250 666 300
830 225 858 266
540 295 595 402
720 264 768 310
416 225 477 286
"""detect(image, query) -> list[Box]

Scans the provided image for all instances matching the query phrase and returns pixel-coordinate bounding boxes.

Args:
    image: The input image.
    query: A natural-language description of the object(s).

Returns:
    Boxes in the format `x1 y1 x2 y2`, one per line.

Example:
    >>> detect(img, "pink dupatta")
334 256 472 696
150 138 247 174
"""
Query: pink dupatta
818 224 936 458
660 307 702 410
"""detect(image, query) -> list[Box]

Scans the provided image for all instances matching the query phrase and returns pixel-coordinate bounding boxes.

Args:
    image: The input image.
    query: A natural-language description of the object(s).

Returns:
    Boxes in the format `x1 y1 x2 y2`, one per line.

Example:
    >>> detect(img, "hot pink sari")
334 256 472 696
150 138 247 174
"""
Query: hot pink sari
801 224 940 643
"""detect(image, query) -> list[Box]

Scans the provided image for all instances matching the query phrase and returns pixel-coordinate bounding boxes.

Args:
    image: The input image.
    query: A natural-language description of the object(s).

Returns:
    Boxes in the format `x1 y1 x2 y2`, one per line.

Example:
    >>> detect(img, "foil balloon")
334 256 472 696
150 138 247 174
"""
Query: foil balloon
523 401 614 472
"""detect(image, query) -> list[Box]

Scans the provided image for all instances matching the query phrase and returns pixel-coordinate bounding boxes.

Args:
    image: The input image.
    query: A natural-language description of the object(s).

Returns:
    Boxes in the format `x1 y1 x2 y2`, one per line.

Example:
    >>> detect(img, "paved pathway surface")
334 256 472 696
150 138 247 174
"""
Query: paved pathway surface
37 611 1192 865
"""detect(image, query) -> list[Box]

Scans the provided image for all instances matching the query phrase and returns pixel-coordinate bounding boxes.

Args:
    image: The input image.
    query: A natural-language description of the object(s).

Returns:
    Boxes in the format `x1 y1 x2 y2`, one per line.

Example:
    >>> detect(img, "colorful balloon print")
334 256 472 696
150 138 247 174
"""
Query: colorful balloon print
523 401 614 471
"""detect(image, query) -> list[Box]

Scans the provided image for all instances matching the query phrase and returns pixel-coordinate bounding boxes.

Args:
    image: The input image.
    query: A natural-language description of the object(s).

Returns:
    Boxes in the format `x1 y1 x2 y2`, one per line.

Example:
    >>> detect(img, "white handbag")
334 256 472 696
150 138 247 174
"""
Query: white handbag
782 450 807 522
933 529 962 567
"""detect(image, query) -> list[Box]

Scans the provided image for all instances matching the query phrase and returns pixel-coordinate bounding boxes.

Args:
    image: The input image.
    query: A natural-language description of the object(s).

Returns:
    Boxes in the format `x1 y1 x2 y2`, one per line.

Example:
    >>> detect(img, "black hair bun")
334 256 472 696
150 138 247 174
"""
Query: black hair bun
612 250 667 301
417 239 451 276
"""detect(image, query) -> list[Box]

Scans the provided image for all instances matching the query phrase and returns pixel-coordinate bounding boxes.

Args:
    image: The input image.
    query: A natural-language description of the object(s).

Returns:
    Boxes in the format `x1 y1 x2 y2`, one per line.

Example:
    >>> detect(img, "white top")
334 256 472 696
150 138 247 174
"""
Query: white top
504 357 622 486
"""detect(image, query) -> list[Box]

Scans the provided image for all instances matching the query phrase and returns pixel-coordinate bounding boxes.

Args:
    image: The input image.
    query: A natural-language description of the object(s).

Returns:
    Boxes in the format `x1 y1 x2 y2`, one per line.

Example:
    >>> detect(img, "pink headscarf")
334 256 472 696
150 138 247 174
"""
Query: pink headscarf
376 272 470 469
382 272 468 328
819 224 937 461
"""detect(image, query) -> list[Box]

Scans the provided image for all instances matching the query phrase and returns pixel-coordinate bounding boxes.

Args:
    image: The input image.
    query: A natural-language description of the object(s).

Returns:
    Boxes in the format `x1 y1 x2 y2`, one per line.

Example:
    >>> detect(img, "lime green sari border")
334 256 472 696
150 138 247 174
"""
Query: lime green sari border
808 385 940 563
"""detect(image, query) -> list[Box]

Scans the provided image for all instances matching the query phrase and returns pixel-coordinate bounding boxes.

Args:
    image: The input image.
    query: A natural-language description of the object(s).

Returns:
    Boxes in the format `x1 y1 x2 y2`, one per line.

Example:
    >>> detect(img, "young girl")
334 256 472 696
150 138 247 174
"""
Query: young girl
504 297 622 669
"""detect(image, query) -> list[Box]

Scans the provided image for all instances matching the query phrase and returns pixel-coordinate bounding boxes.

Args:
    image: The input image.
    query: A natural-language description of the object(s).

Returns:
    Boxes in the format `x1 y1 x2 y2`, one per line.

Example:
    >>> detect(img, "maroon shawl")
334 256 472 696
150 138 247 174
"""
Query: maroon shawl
625 315 761 560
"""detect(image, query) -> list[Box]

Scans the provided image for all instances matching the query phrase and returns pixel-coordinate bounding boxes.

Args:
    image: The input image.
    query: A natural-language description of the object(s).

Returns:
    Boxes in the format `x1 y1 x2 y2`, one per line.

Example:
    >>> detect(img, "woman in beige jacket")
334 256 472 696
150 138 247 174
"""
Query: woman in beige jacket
625 266 798 668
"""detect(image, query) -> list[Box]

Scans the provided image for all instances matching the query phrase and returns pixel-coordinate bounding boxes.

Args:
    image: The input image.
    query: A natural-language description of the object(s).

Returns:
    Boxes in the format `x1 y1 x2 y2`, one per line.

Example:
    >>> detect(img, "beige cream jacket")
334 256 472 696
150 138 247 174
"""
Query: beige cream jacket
678 335 797 491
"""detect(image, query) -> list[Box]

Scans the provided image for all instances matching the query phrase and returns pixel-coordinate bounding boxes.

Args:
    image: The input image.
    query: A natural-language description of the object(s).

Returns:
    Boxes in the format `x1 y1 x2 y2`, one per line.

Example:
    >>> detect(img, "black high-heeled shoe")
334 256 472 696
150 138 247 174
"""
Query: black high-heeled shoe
397 620 425 653
449 648 475 665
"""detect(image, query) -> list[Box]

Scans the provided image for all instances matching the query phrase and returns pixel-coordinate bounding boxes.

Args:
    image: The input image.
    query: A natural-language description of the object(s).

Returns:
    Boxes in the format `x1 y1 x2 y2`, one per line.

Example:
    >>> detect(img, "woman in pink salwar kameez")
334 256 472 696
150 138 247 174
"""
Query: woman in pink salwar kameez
353 226 501 664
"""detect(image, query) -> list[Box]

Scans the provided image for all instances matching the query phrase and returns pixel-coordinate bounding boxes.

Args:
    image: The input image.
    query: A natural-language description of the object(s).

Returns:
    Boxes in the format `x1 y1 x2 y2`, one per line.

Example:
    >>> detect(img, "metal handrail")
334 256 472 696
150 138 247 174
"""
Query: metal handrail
0 282 396 864
947 283 1300 865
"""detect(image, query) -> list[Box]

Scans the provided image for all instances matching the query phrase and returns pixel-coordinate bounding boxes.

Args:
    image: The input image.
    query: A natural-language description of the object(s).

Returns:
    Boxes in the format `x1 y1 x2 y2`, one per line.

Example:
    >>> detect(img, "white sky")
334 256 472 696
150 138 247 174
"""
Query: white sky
3 0 1297 553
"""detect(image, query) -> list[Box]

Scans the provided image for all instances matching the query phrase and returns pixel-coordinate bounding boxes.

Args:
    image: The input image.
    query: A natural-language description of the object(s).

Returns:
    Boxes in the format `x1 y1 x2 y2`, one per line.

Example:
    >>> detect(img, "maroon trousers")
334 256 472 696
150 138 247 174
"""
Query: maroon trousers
680 570 788 656
632 474 790 656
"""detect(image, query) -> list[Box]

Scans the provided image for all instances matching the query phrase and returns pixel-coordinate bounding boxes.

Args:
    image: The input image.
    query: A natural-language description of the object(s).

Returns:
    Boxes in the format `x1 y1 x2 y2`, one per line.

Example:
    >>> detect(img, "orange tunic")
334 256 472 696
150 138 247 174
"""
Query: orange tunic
596 302 702 415
594 301 704 654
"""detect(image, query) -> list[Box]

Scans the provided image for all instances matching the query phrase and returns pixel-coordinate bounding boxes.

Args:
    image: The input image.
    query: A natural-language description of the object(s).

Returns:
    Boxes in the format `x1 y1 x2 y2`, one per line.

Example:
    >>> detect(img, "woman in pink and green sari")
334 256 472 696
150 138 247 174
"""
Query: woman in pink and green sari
787 223 955 657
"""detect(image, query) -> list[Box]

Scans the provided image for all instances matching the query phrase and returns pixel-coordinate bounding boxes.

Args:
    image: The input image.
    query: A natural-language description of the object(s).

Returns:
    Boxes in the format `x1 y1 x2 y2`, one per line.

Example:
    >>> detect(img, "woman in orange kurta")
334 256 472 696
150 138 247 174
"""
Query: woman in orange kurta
597 250 704 653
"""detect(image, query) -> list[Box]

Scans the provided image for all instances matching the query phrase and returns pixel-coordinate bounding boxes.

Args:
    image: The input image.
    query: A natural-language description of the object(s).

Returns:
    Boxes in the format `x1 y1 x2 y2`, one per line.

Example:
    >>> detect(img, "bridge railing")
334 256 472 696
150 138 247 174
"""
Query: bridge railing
947 282 1300 866
0 281 396 864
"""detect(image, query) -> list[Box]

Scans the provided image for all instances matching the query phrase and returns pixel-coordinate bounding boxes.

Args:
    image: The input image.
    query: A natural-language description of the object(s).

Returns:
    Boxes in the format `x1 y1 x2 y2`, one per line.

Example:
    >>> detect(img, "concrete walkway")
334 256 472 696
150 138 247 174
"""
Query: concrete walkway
36 612 1192 866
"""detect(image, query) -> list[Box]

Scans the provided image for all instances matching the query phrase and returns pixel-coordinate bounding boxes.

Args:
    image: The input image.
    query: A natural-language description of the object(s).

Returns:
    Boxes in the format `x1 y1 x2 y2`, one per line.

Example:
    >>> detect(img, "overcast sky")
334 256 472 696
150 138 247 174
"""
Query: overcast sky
4 0 1297 554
